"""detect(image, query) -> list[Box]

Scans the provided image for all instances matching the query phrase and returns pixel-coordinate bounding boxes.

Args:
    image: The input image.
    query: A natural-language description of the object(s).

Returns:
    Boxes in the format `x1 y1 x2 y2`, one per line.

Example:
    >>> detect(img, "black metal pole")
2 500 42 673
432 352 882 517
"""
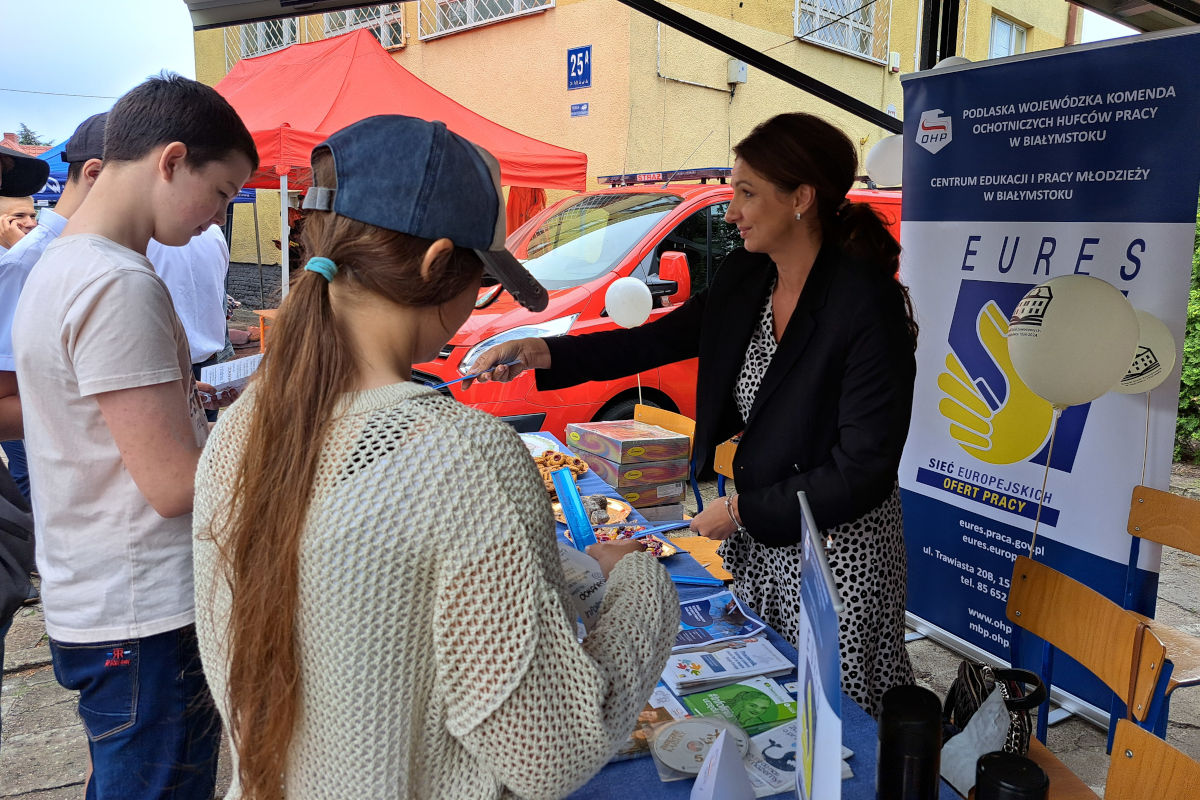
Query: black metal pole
919 0 942 69
939 0 961 64
615 0 902 134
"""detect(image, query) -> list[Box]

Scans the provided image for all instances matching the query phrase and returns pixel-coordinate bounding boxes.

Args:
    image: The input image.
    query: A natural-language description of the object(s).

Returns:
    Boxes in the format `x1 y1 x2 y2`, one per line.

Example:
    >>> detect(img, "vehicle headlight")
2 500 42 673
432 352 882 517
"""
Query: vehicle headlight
459 314 579 375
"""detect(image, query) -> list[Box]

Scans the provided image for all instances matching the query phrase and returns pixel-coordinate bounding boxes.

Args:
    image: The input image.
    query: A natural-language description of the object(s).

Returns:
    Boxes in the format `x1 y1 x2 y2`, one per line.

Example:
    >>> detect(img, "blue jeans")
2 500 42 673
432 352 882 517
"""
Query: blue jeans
50 625 220 800
1 440 29 501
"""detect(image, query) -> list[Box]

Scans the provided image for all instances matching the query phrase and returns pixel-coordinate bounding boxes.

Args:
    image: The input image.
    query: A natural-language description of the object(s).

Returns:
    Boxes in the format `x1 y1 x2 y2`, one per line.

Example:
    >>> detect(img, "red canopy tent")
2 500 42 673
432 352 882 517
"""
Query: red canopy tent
215 29 585 293
216 28 587 191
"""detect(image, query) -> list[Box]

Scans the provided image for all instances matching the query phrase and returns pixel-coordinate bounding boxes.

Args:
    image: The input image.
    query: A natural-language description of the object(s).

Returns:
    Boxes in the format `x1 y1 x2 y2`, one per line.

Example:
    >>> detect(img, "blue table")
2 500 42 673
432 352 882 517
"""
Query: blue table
543 435 955 799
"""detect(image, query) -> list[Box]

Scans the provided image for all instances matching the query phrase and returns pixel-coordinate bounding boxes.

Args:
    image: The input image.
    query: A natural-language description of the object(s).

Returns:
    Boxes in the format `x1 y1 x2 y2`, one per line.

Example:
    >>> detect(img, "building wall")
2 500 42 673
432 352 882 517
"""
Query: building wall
194 0 1076 266
961 1 1072 60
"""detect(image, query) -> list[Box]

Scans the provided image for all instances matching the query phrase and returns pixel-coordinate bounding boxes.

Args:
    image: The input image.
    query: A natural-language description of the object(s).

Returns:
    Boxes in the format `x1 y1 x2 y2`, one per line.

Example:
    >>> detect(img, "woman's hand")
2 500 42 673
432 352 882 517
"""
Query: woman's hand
460 337 552 388
689 496 741 541
585 538 646 578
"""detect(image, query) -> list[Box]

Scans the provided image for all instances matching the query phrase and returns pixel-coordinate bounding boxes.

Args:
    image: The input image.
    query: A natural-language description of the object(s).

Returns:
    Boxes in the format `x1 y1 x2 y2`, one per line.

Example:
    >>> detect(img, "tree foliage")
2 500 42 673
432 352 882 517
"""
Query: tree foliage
16 123 52 147
1175 203 1200 459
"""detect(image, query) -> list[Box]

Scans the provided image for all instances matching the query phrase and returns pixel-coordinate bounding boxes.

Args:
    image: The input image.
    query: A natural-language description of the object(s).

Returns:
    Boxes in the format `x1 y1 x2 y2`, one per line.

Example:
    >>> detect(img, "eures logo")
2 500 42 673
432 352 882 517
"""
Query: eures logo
916 109 953 154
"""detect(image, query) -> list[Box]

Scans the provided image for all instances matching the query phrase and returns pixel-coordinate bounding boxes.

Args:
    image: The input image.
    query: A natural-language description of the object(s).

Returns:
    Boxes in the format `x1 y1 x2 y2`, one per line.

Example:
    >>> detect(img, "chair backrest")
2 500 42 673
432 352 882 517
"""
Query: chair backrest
633 404 695 459
1128 485 1200 555
1106 719 1200 798
1006 556 1166 721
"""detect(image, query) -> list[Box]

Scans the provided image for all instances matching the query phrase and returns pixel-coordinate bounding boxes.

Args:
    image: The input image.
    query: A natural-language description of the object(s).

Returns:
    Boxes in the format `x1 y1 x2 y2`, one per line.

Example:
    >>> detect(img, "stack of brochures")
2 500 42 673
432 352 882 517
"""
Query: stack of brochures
661 637 793 694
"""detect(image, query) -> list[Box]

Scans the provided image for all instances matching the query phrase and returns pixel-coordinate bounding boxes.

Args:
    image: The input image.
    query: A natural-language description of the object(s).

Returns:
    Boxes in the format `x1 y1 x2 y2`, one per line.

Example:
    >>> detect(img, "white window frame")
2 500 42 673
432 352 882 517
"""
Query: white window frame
418 0 554 42
794 0 888 65
324 4 406 49
988 14 1027 60
238 17 298 59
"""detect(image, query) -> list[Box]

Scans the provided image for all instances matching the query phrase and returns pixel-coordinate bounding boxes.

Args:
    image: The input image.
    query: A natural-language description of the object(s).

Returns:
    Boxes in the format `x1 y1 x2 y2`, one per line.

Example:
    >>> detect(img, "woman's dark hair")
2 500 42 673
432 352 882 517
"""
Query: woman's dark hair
733 113 917 346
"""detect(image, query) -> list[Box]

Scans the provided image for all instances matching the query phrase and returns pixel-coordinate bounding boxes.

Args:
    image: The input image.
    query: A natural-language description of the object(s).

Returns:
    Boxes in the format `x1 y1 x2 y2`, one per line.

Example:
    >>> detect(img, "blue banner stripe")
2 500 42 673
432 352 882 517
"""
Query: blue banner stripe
901 33 1200 223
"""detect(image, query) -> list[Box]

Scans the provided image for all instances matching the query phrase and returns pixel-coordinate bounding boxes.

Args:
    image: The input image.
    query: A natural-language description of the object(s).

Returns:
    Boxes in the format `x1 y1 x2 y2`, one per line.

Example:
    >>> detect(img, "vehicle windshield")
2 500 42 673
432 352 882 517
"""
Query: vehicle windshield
510 192 683 290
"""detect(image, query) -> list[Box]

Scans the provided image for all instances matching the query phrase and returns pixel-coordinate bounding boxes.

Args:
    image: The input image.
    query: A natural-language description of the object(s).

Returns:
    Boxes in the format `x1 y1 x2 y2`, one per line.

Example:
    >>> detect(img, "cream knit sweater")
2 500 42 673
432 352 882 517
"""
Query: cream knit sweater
193 382 679 799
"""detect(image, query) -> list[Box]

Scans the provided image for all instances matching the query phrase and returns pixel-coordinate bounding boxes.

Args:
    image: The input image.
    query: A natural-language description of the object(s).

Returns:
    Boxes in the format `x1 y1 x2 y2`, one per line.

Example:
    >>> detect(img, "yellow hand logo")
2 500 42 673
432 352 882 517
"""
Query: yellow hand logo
937 301 1054 464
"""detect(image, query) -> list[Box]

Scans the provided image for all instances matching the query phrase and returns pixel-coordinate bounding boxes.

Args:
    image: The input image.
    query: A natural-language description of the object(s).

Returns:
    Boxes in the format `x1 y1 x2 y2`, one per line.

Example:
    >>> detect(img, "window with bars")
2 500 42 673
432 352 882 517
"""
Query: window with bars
988 14 1027 59
795 0 891 64
237 17 298 59
417 0 554 41
324 4 406 49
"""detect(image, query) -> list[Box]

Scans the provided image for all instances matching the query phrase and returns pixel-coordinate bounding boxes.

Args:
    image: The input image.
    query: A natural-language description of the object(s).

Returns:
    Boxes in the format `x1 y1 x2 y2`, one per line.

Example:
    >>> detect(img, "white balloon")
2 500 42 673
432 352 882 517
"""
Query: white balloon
1007 274 1139 408
934 56 973 69
865 134 904 187
605 277 653 329
1114 310 1177 394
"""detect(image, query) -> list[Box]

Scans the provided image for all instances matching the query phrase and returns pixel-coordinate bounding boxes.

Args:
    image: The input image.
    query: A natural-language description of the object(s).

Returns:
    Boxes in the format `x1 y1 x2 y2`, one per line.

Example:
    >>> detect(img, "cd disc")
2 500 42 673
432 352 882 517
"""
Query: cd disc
650 717 750 775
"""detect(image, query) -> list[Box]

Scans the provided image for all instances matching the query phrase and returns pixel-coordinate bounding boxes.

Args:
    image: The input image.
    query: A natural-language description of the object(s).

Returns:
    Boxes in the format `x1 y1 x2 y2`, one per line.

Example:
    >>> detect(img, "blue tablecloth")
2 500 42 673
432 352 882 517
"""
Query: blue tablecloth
537 433 954 799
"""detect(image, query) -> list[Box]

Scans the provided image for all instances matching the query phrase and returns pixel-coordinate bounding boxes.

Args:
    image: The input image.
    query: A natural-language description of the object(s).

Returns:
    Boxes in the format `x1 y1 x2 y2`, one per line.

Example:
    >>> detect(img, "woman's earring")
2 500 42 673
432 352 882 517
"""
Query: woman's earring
794 212 804 220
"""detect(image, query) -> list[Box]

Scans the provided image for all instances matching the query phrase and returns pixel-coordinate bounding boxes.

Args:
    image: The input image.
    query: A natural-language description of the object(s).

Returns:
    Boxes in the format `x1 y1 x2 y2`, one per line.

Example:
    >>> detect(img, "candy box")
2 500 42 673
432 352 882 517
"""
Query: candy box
619 480 686 509
567 446 689 488
564 420 690 464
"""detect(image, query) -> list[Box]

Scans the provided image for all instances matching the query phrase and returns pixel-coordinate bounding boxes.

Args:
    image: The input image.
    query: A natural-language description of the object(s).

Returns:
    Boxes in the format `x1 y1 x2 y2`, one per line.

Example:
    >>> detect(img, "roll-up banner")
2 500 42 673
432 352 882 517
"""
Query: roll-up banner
898 28 1200 721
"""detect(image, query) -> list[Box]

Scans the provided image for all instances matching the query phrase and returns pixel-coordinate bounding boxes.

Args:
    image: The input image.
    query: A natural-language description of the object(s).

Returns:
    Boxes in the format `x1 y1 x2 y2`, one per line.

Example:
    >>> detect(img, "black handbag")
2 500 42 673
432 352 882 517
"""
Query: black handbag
942 660 1047 756
0 461 35 626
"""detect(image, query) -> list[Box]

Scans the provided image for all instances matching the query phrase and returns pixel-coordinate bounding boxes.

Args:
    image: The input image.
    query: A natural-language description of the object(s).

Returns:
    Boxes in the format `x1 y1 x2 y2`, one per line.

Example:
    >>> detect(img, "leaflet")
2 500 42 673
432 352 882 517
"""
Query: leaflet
200 353 263 393
674 590 765 651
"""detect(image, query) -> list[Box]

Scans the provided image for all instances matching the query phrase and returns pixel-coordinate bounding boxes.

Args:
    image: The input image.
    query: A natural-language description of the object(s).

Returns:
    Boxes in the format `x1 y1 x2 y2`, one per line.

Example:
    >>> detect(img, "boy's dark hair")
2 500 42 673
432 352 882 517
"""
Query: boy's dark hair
104 73 258 172
66 161 84 184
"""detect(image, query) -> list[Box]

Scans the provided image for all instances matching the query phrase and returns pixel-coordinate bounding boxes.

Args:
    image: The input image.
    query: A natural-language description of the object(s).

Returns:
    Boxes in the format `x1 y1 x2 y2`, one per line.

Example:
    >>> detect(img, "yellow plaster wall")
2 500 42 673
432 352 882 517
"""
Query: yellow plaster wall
394 0 631 193
961 1 1070 61
194 29 227 87
628 1 906 178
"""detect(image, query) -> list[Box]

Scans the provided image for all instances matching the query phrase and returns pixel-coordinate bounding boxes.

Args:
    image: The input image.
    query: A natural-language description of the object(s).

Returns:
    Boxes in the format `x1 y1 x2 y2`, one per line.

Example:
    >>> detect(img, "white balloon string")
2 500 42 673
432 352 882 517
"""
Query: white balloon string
637 373 643 408
1140 391 1151 487
1028 406 1062 560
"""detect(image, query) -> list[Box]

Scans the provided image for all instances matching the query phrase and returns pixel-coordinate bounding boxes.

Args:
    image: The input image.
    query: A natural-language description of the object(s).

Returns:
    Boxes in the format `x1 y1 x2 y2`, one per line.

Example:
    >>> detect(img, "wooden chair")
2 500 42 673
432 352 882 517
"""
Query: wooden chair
633 404 702 512
1124 485 1200 734
712 434 739 499
1006 556 1171 750
1106 719 1200 798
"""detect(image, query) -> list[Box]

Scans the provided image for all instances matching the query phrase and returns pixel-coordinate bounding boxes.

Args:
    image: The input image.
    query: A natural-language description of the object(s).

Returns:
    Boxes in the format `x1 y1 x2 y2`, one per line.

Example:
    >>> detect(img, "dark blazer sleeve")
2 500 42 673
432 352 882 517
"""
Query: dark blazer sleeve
535 292 706 391
737 277 916 541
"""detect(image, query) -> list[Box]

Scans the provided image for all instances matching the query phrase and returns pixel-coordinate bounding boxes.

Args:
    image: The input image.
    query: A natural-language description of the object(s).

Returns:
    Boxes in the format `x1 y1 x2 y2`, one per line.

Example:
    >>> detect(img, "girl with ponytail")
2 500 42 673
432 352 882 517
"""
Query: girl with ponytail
473 112 918 717
191 116 679 800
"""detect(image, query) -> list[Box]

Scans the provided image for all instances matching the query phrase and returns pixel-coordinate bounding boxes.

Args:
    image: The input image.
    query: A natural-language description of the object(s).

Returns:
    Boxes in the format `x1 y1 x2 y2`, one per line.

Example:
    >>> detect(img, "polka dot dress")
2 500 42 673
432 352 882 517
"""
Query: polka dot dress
721 282 915 718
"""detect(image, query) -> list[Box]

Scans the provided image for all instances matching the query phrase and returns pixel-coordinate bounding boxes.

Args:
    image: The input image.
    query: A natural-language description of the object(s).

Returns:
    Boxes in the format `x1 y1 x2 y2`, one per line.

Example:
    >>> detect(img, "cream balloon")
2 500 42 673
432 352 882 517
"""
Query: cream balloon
865 134 904 187
933 56 973 69
605 277 653 328
1007 274 1139 407
1115 310 1177 394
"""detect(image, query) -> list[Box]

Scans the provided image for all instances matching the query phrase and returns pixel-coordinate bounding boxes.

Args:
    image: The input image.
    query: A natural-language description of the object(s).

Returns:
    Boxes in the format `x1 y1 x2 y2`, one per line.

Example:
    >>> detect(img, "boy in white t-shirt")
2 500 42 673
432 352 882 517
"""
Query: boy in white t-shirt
12 74 256 800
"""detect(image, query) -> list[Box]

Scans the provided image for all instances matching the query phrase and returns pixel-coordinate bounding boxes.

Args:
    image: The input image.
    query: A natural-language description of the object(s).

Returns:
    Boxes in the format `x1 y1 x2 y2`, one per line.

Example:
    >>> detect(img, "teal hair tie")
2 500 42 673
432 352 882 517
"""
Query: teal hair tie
305 256 338 282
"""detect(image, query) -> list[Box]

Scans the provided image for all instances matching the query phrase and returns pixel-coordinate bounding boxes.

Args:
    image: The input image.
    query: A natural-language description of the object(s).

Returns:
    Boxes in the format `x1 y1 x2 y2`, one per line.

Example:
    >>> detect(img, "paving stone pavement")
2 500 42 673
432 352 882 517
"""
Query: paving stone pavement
3 478 1198 797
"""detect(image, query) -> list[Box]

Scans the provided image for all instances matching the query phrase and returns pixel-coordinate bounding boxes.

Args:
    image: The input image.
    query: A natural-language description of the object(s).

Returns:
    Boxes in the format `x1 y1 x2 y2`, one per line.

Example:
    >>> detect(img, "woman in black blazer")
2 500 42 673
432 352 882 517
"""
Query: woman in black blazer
471 113 919 717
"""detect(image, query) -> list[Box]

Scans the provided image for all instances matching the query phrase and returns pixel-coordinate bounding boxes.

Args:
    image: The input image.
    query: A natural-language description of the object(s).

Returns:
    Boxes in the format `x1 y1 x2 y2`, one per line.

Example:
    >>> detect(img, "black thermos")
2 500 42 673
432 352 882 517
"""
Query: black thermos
876 685 943 800
975 751 1050 800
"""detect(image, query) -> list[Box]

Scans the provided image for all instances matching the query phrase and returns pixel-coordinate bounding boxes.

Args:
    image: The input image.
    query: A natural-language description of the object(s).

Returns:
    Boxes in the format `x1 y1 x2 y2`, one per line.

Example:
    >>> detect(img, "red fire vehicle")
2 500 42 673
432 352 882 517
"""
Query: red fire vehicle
411 168 901 438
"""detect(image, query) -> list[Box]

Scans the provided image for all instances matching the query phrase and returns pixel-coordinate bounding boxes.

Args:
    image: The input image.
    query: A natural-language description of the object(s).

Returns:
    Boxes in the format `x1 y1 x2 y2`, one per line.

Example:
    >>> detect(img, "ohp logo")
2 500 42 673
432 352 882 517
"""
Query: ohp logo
916 109 953 154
